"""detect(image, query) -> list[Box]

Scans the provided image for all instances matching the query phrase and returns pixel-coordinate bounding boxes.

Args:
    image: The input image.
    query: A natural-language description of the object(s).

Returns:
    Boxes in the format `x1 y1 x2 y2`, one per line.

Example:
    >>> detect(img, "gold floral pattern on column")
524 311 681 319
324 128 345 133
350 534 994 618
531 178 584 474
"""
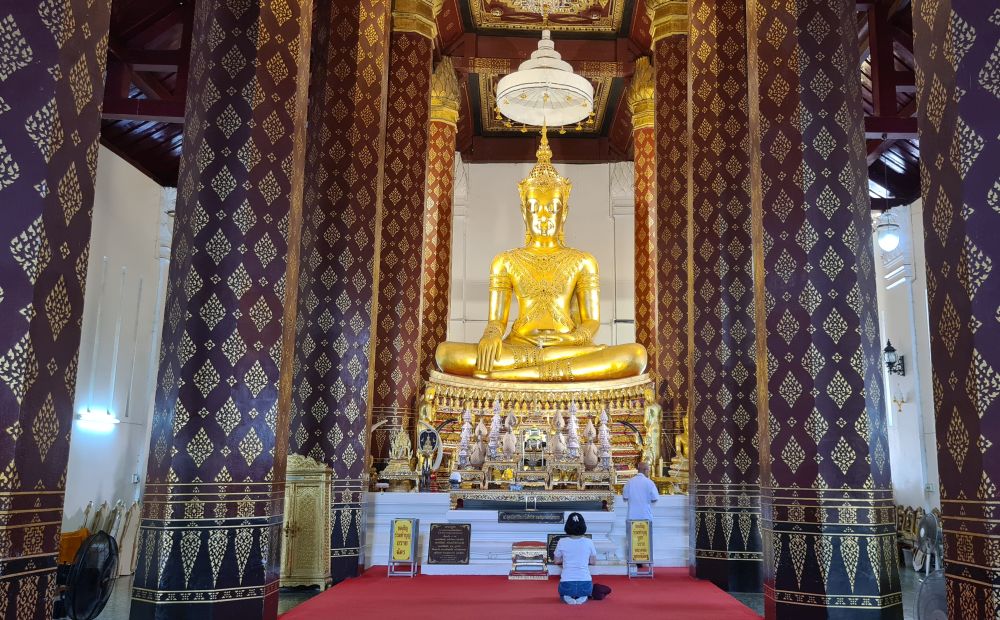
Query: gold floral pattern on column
913 2 1000 616
688 0 761 591
746 0 901 616
649 4 690 451
288 0 392 581
627 57 659 385
370 4 436 467
0 1 111 617
131 0 314 614
418 58 460 380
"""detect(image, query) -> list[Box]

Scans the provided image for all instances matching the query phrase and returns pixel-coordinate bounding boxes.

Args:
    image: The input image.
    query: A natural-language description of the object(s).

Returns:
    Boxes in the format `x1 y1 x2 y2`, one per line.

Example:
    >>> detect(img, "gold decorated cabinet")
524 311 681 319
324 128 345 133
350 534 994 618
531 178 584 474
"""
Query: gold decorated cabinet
280 454 333 588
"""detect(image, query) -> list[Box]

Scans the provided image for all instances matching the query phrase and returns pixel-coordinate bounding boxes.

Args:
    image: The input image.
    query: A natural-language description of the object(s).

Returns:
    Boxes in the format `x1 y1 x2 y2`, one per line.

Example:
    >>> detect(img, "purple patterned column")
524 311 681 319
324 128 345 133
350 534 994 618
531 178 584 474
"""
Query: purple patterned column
0 2 111 617
746 0 902 617
688 0 762 593
289 0 391 582
130 0 313 617
913 2 1000 616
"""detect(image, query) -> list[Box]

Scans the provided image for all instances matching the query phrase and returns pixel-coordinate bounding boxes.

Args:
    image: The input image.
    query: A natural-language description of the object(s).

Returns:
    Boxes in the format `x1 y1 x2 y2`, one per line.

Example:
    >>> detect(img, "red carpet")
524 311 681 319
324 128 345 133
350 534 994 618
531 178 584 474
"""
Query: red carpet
280 568 761 620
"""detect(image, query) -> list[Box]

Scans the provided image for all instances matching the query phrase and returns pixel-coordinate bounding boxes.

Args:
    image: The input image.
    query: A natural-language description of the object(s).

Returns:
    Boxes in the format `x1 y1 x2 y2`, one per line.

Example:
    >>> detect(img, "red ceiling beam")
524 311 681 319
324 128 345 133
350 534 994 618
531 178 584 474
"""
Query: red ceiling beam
114 48 183 72
464 135 621 163
445 33 636 64
865 116 918 139
102 4 192 125
122 5 184 48
102 98 185 123
868 1 897 116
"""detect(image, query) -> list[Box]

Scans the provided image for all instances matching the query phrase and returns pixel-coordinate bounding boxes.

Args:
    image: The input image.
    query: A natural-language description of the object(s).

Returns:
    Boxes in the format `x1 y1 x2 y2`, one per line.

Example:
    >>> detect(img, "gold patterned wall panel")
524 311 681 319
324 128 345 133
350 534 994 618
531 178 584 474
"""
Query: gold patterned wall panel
288 0 391 582
370 29 434 467
688 0 761 592
131 0 314 616
0 2 111 617
746 0 901 616
653 33 690 452
913 2 1000 616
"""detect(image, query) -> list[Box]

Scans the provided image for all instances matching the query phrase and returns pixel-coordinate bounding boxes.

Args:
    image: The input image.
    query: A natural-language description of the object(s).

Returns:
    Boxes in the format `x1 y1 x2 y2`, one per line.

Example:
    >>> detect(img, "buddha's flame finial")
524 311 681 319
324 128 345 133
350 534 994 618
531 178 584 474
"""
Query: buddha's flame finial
518 123 572 201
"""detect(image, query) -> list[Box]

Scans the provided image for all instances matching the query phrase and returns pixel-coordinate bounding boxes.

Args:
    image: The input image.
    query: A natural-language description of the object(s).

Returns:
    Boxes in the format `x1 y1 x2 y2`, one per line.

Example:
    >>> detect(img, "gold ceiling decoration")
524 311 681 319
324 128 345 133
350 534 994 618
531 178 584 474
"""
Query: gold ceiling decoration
469 0 626 34
477 64 613 134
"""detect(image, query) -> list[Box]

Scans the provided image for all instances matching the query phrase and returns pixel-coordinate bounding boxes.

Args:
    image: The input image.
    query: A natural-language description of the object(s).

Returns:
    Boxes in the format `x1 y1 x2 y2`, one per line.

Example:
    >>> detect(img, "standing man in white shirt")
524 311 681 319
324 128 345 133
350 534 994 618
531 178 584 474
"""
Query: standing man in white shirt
623 461 659 520
622 462 659 568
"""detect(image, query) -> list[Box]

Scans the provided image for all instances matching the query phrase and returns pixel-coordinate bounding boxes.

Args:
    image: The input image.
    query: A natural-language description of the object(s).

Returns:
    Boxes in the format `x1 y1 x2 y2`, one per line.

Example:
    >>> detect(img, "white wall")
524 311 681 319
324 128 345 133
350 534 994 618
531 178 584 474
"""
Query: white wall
448 159 636 346
873 200 940 510
62 147 172 528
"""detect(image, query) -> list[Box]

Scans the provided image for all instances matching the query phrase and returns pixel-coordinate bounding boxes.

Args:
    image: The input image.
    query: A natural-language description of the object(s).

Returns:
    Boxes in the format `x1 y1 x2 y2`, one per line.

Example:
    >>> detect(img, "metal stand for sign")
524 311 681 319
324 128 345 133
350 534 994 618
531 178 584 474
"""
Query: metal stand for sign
626 519 654 578
388 518 419 577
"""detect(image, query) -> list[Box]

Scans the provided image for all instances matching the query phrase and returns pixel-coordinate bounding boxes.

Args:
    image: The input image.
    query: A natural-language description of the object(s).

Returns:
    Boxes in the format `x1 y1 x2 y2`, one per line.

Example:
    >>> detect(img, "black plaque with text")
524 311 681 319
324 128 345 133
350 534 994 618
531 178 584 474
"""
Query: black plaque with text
498 511 565 524
427 523 471 565
546 533 593 562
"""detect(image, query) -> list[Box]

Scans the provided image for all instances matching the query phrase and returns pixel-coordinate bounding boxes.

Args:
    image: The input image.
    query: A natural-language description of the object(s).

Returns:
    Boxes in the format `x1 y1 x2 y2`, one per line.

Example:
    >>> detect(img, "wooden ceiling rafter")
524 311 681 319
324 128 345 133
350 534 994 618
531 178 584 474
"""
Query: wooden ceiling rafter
856 0 919 208
99 0 189 185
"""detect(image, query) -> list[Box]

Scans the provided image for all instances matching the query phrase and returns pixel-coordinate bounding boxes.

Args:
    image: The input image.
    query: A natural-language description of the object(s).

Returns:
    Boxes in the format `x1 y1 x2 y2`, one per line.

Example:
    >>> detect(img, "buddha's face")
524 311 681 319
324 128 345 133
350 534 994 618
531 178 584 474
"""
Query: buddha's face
522 185 567 240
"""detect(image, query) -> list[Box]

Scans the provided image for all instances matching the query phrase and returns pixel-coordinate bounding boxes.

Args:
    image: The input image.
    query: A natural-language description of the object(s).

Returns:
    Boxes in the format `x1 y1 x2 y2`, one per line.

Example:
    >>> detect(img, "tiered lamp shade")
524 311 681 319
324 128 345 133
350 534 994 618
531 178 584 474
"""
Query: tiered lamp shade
496 30 594 127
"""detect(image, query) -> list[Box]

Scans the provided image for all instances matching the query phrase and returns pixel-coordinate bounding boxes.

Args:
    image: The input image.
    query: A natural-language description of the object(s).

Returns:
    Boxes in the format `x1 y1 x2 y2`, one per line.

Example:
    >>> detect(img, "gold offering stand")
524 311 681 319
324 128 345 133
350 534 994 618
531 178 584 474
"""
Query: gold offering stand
483 458 519 490
582 466 616 490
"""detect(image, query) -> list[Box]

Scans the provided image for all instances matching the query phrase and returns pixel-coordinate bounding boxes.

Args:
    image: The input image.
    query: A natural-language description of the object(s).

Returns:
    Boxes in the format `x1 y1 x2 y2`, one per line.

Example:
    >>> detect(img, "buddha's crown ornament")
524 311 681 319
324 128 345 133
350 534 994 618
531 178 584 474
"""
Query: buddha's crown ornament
517 125 572 203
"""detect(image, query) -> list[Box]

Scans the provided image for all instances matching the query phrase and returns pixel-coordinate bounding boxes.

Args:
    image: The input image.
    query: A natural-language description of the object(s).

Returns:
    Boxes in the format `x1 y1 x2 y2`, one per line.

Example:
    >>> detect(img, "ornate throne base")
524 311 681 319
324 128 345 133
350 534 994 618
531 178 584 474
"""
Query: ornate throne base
426 370 655 478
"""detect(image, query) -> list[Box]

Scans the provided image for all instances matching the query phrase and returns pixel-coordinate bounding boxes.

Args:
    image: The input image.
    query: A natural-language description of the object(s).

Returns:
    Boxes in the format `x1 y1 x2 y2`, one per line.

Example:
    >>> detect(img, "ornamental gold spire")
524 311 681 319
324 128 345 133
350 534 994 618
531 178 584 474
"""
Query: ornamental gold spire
645 0 687 42
393 0 443 39
626 57 655 130
429 57 461 125
517 125 573 203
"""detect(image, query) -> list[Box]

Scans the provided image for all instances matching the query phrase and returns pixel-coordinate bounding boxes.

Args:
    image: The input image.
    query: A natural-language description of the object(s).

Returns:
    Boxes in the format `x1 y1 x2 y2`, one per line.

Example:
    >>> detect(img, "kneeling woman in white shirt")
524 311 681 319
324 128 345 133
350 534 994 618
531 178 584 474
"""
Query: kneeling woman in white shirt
553 512 597 604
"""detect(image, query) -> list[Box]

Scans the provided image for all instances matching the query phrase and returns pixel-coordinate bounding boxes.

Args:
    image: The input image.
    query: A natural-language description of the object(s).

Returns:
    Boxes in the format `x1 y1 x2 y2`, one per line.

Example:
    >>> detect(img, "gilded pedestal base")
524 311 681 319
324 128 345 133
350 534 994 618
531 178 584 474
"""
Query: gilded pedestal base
381 459 419 492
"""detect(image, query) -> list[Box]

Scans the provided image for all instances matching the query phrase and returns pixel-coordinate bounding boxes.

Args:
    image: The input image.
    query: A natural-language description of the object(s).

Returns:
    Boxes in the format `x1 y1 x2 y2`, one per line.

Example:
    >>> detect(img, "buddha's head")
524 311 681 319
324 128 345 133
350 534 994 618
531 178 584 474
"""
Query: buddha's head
517 128 572 245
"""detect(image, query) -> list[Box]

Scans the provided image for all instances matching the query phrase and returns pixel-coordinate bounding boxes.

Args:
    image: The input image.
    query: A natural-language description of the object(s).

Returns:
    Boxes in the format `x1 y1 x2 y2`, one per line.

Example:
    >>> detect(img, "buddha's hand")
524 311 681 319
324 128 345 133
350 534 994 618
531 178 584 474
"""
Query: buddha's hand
532 328 593 347
477 323 504 372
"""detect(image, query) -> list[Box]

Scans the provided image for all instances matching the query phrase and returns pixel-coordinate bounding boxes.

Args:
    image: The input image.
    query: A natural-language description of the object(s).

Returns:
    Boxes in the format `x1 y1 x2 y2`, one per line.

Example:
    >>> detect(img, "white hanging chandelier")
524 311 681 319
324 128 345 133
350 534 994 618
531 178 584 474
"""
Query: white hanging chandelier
495 29 594 128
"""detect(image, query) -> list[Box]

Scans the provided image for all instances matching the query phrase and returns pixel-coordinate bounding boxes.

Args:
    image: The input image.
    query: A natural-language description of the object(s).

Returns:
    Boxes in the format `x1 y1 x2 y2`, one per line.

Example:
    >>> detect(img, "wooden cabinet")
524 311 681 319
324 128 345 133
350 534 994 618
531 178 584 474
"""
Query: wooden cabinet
280 454 332 588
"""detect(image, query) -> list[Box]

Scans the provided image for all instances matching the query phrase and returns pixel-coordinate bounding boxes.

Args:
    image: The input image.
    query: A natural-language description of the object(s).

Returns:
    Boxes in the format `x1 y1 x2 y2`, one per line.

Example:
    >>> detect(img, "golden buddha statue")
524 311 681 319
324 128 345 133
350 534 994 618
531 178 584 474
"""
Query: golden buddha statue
435 128 647 381
669 416 689 478
641 388 662 470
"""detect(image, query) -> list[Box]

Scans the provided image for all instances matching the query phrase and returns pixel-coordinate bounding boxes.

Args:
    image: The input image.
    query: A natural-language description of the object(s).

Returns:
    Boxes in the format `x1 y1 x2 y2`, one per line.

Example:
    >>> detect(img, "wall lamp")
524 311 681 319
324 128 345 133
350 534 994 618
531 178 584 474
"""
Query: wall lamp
883 341 905 376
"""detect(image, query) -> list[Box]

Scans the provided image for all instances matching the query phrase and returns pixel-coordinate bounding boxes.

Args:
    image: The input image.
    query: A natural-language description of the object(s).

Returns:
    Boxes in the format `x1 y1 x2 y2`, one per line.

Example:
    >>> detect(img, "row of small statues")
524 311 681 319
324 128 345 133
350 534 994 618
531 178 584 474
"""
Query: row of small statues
457 401 613 472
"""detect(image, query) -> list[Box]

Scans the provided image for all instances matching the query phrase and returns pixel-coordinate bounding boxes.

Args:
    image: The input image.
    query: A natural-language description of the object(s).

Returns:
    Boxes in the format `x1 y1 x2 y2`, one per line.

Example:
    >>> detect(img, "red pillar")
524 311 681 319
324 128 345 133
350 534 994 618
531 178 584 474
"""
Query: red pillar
418 57 461 381
647 0 690 450
369 0 439 467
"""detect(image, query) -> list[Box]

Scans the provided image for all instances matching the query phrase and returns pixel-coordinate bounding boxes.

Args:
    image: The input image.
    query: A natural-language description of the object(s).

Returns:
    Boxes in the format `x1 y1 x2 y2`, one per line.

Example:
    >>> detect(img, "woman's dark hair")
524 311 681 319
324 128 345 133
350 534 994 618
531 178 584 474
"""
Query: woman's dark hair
564 512 587 536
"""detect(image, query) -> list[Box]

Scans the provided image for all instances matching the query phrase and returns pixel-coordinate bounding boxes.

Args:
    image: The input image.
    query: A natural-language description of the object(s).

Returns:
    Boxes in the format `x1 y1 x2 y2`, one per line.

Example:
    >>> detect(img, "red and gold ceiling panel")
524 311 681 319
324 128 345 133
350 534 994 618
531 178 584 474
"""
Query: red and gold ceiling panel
468 0 627 35
466 58 623 136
